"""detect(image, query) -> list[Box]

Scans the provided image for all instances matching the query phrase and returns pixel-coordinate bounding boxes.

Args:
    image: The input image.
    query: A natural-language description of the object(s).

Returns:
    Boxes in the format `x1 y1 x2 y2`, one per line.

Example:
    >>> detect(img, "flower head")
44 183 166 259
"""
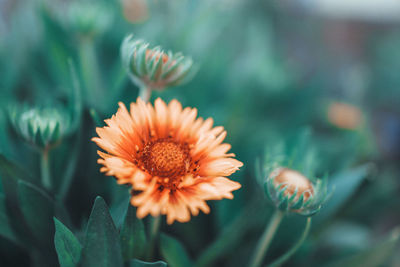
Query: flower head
121 35 194 91
9 105 74 150
258 129 329 216
122 0 149 23
92 98 242 224
327 102 363 130
266 167 327 216
66 1 113 38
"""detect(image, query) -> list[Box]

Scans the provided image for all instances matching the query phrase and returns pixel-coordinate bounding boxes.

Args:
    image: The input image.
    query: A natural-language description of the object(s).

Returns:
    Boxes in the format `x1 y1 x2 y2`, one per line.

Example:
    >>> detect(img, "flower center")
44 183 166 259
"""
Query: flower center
142 139 190 179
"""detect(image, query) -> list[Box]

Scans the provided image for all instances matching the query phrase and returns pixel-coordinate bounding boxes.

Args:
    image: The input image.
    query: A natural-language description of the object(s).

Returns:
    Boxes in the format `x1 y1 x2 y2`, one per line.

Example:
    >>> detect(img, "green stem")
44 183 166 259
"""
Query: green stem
40 148 51 190
146 216 161 260
195 202 259 267
78 38 103 105
139 86 152 102
269 217 312 267
59 128 82 201
249 210 284 267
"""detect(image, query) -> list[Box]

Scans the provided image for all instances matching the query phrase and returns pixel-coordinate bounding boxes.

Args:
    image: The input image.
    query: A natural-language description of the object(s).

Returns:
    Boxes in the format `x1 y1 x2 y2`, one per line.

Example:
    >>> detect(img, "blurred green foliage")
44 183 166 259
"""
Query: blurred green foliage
0 0 400 266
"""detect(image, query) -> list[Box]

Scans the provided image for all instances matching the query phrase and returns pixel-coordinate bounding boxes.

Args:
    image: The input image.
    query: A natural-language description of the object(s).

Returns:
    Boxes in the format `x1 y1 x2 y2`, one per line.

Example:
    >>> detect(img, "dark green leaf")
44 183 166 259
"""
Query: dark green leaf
54 218 82 267
327 227 400 267
89 108 102 127
0 193 17 243
80 196 123 267
120 205 147 260
315 164 371 223
130 259 167 267
67 60 82 132
160 233 192 267
18 180 54 246
0 155 35 246
110 184 130 228
0 154 33 198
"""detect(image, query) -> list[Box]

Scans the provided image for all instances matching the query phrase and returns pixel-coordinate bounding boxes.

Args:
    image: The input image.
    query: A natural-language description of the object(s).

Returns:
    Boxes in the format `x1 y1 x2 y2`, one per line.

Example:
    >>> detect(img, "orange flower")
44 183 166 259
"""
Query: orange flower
327 102 362 130
92 98 243 224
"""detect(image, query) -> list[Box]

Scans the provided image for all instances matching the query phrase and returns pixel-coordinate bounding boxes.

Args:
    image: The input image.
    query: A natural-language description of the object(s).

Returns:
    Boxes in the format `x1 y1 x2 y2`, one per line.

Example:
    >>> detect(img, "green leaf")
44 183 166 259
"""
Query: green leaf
89 108 102 127
18 180 54 246
0 193 17 243
327 227 400 267
0 154 33 199
315 164 371 223
0 155 34 246
130 259 167 267
120 204 147 260
80 196 123 267
54 218 82 267
109 184 130 228
160 233 192 267
67 59 82 132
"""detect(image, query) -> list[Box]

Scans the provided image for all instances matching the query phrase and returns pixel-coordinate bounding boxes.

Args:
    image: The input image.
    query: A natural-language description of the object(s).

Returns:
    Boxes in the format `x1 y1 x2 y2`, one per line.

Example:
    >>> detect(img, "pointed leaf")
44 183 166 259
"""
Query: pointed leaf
0 154 32 188
109 188 130 229
315 164 371 223
160 233 192 267
54 218 82 267
89 108 102 127
120 205 147 260
18 180 54 246
80 196 123 267
0 193 17 243
130 259 167 267
0 155 34 246
327 227 400 267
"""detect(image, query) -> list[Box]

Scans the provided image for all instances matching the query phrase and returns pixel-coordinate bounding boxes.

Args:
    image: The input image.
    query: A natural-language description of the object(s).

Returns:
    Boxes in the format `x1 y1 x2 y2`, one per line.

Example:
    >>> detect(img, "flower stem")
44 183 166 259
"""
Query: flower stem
249 210 284 267
139 86 152 103
78 38 103 105
269 217 312 267
146 216 161 260
40 148 51 190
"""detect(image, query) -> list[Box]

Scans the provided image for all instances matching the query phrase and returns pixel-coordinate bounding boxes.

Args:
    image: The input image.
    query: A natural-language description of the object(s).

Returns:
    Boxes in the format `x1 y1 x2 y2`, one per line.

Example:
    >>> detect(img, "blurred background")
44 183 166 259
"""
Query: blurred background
1 0 400 266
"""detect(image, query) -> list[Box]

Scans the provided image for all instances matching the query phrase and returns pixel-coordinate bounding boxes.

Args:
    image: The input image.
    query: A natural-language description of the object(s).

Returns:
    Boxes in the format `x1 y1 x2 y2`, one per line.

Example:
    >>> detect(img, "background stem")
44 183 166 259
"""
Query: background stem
78 38 104 107
139 86 152 102
146 216 161 260
249 210 284 267
269 217 312 267
40 148 51 190
195 200 261 267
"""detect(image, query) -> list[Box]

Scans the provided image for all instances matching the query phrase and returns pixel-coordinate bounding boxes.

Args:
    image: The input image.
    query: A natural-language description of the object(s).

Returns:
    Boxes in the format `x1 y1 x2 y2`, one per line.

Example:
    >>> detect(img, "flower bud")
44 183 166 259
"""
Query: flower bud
66 1 113 38
266 167 327 216
327 102 363 130
122 0 149 23
9 106 73 150
121 35 194 90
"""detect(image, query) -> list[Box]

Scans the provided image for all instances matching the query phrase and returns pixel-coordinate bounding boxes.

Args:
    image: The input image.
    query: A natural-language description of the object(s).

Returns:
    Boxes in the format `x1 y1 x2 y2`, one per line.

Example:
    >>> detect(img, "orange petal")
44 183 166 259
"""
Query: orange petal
199 158 243 176
194 177 242 200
